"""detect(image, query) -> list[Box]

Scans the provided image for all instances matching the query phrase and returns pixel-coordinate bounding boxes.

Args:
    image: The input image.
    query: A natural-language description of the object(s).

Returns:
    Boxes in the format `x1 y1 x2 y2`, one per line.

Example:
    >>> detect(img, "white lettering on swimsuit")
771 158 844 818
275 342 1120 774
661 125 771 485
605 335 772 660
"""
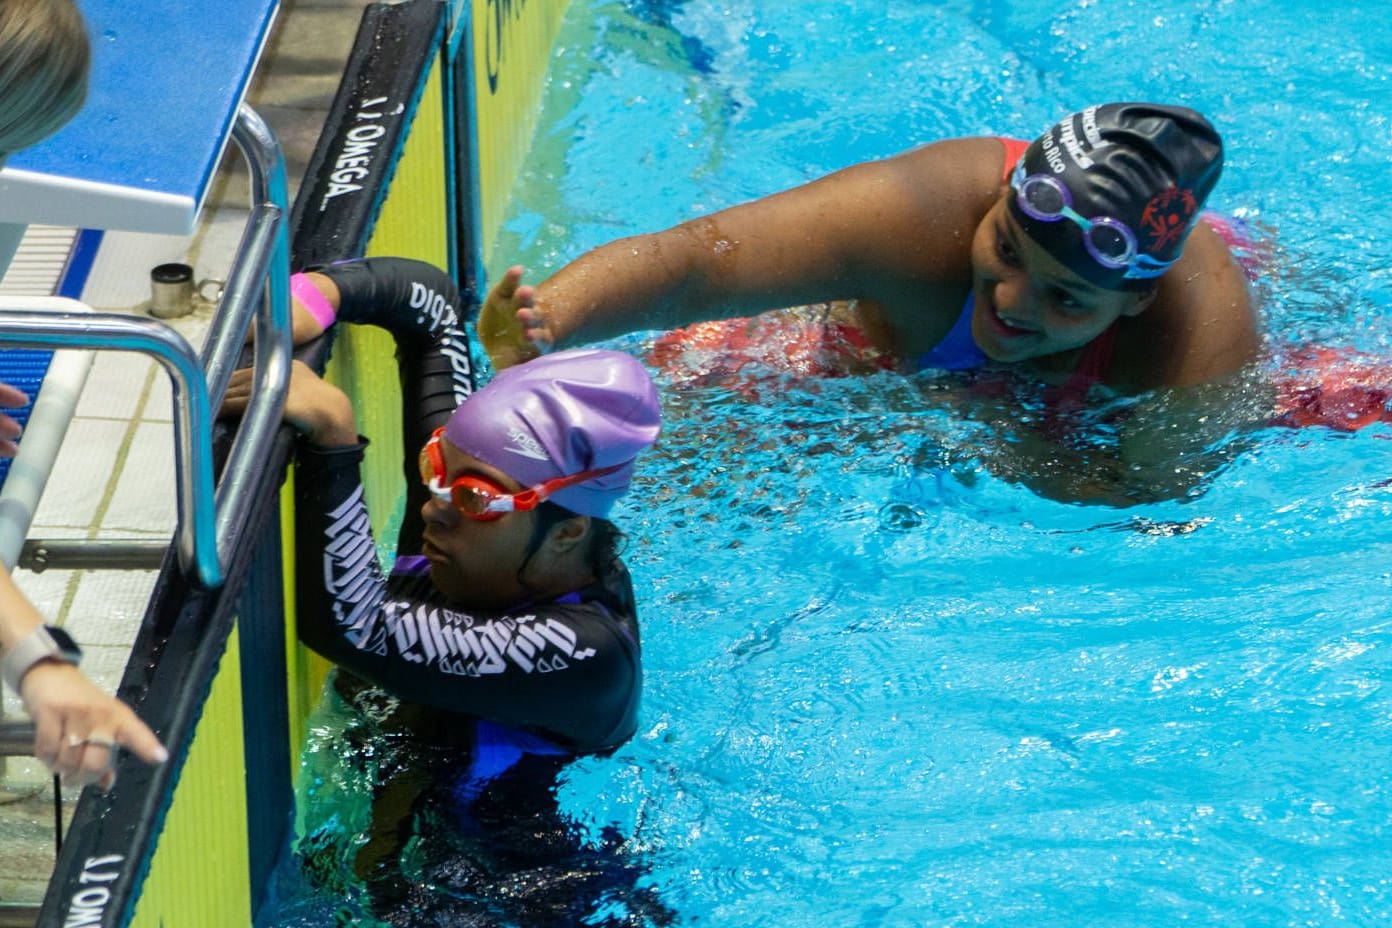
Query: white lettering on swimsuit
401 281 474 402
324 487 389 653
318 489 597 679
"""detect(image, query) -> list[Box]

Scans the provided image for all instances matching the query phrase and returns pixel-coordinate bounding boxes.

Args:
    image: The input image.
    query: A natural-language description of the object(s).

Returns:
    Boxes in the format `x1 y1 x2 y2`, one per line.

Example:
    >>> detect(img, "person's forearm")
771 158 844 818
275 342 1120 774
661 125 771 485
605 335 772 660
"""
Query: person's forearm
539 232 690 348
314 256 476 460
0 569 43 652
540 219 750 348
304 396 360 448
1 564 169 785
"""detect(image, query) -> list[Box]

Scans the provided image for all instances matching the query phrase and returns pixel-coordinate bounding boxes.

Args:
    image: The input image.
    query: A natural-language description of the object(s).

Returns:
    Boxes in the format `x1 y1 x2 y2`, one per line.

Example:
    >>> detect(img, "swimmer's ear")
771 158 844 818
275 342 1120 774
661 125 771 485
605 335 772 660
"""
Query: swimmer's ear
1120 286 1159 317
544 515 592 555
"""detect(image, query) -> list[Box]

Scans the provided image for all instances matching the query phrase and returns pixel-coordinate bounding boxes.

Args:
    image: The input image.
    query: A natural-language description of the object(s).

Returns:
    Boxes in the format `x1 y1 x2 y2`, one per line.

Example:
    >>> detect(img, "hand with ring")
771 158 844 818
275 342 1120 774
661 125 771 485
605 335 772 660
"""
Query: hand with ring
22 662 167 791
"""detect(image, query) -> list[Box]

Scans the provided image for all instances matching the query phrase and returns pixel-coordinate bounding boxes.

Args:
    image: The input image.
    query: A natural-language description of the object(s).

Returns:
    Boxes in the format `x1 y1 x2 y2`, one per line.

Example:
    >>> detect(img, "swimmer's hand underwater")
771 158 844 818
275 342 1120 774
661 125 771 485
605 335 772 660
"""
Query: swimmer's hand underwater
480 265 554 368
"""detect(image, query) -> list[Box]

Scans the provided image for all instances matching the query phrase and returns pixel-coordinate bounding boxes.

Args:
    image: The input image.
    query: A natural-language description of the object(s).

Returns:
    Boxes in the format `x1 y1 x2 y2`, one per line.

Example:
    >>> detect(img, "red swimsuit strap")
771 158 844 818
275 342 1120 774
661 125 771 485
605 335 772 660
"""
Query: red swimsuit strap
1070 321 1117 387
997 137 1031 181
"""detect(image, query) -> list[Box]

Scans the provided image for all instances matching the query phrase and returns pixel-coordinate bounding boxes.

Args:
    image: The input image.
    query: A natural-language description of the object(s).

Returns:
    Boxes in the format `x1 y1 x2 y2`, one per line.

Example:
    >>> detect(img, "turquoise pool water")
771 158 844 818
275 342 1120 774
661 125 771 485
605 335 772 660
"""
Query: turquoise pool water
275 1 1392 924
491 1 1392 925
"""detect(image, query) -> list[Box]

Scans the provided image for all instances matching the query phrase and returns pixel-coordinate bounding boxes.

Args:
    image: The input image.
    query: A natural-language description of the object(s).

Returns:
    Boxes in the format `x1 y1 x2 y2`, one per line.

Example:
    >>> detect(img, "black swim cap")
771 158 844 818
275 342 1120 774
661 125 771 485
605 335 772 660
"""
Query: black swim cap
1007 103 1223 292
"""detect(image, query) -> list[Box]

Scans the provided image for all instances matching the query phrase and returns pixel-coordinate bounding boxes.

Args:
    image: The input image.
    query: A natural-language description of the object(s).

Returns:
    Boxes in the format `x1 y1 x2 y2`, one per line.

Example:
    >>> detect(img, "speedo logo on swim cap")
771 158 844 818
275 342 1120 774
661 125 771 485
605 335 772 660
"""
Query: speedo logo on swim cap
503 426 549 461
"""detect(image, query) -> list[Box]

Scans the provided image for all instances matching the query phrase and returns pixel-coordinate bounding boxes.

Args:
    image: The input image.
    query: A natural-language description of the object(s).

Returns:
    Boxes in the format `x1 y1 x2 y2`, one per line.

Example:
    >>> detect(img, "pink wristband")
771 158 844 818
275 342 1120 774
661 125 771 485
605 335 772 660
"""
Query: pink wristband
291 273 337 331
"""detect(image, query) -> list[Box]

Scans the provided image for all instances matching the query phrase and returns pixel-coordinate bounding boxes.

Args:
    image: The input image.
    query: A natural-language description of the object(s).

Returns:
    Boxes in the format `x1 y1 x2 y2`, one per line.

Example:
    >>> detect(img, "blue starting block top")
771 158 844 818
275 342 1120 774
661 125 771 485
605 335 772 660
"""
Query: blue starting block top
0 0 280 235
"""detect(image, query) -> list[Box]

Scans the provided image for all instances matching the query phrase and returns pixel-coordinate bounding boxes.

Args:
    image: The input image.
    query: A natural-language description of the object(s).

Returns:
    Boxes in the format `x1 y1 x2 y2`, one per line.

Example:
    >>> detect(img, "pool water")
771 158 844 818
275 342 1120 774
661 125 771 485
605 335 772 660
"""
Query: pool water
277 1 1392 924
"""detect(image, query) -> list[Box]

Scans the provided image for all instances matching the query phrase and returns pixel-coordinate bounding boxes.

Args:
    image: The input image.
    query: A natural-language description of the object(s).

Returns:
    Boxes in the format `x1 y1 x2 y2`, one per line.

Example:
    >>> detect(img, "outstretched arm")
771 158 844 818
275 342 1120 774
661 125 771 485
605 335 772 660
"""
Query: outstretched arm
478 191 868 369
479 138 1000 367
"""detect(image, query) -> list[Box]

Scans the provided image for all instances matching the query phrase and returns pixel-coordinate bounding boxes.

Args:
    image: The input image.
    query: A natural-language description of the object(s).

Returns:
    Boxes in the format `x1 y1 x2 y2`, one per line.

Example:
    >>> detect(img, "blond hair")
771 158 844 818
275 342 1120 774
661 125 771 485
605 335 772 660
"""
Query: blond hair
0 0 89 160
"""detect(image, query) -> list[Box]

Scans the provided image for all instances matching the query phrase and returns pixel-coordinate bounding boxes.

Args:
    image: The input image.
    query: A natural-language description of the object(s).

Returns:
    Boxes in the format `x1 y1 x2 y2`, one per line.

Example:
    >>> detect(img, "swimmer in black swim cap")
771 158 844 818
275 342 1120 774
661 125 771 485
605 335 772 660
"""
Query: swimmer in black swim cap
1006 103 1223 292
958 101 1244 372
483 99 1258 396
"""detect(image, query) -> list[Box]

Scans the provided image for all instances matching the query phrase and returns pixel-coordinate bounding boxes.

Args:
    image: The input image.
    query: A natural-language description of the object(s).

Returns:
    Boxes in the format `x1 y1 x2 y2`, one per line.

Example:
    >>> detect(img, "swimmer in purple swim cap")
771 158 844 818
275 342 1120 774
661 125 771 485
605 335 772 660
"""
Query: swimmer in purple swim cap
422 346 662 606
224 257 674 923
223 260 663 747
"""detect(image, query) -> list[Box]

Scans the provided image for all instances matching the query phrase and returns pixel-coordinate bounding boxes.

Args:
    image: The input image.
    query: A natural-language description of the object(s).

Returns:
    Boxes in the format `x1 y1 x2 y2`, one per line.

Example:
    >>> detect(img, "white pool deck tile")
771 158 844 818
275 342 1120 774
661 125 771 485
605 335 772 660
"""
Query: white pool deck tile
6 565 71 622
73 352 157 422
64 573 163 653
31 417 130 530
103 422 180 533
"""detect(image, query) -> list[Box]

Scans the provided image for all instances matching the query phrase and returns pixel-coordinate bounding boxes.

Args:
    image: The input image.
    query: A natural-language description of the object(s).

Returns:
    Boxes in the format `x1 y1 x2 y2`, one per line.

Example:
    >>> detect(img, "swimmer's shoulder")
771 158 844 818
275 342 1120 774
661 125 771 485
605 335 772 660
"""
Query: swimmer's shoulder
1116 227 1261 388
887 136 1019 201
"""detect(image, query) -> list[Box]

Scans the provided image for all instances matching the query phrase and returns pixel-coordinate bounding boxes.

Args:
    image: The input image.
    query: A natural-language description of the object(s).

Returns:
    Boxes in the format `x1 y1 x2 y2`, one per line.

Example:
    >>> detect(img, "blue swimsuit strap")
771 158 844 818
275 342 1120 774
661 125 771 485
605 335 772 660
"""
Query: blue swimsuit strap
449 719 571 807
916 137 1032 373
917 292 988 371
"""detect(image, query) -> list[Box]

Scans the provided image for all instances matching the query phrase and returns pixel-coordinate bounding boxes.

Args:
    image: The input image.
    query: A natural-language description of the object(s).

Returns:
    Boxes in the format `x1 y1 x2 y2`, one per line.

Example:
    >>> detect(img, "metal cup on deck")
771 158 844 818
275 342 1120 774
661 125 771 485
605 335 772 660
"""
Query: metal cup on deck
148 263 223 319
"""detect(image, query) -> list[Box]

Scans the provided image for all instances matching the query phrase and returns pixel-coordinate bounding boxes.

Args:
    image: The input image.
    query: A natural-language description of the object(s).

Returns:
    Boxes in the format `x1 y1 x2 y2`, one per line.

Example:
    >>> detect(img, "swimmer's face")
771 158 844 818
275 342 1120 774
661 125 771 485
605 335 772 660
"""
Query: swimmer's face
419 437 545 609
969 195 1155 365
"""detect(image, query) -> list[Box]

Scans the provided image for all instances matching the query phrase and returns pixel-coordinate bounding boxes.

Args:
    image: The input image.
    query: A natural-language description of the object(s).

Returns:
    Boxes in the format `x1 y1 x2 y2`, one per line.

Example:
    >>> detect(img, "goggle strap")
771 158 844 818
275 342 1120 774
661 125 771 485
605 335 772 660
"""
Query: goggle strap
472 461 628 514
509 461 628 510
424 427 628 515
1121 254 1178 279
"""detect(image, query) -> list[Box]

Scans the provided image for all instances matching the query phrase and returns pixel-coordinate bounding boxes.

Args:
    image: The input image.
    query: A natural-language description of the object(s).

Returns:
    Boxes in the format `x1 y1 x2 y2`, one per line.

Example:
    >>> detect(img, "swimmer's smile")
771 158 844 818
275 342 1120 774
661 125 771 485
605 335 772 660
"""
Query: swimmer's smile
982 296 1041 340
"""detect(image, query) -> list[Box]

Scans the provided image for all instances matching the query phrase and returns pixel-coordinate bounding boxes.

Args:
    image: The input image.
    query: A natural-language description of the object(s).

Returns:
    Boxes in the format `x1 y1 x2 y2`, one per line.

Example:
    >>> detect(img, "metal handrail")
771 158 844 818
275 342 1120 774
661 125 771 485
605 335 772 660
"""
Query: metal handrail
0 719 35 755
0 304 223 583
213 106 291 568
0 106 292 587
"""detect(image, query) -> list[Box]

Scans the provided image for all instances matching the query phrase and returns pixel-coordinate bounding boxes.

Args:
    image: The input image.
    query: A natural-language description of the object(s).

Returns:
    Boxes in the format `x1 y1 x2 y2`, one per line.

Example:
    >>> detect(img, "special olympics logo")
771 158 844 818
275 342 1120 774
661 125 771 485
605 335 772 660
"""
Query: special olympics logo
1140 187 1198 252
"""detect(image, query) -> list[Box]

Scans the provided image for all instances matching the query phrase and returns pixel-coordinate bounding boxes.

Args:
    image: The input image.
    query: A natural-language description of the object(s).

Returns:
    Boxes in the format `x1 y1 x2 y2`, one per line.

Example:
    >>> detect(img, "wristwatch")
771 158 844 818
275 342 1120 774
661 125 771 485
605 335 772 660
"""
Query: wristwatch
2 625 83 695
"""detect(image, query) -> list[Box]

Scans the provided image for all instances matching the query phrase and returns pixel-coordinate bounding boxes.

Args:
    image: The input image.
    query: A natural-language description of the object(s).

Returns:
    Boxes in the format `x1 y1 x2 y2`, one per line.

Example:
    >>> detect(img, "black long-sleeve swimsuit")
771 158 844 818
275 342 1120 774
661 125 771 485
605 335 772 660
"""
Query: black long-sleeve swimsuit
292 258 642 798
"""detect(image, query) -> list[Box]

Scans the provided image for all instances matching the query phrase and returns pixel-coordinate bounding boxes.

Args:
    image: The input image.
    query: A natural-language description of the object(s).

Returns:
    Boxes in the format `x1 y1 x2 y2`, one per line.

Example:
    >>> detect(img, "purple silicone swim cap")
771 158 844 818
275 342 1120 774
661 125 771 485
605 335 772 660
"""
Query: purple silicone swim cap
442 349 661 518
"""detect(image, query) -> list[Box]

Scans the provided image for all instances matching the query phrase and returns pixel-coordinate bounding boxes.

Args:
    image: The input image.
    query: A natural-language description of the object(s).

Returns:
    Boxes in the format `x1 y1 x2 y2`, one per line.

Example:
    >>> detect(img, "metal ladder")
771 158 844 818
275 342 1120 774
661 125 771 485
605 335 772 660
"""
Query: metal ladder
0 105 292 927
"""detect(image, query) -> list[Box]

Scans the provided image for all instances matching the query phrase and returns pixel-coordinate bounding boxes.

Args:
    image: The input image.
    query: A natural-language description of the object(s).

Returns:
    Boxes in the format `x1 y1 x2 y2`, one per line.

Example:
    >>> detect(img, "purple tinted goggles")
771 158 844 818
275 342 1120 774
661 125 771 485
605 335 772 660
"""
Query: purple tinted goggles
1010 163 1175 280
